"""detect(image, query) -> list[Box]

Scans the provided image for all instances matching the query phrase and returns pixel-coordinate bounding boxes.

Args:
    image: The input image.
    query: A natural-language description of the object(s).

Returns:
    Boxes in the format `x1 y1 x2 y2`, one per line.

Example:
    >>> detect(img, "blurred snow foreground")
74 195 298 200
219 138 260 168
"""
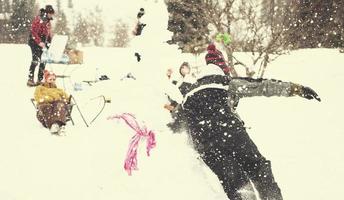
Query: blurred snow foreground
0 0 344 200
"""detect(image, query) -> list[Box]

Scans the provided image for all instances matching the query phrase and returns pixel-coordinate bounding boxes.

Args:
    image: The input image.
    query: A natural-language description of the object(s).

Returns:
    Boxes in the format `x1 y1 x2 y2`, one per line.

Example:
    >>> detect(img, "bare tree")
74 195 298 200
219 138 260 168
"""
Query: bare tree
204 0 295 77
202 0 239 76
233 0 291 77
166 0 296 77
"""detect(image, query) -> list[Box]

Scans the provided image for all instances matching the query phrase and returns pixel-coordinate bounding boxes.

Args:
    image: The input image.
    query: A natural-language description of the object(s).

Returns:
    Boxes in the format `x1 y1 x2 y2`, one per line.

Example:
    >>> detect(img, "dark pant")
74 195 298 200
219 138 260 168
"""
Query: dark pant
184 89 282 200
28 40 46 82
37 101 68 129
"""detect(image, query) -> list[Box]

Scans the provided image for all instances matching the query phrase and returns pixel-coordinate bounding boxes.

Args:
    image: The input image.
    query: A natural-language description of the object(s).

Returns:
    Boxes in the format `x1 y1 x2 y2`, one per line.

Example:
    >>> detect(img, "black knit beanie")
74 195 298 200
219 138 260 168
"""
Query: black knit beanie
45 5 55 14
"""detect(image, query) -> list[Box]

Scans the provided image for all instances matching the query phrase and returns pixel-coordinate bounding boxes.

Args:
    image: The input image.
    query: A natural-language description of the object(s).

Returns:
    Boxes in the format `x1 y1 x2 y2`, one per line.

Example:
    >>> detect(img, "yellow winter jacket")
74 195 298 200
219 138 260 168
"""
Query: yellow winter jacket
34 82 69 104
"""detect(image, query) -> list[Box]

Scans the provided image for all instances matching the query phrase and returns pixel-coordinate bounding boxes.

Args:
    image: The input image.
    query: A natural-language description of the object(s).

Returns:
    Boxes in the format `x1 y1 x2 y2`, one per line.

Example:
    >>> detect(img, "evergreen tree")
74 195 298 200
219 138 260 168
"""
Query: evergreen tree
9 0 36 43
55 12 70 35
332 0 344 47
287 0 343 48
72 14 90 45
4 0 10 11
56 0 61 12
54 0 70 36
110 20 129 47
1 0 5 12
166 0 209 54
0 0 12 42
68 0 73 9
88 6 104 46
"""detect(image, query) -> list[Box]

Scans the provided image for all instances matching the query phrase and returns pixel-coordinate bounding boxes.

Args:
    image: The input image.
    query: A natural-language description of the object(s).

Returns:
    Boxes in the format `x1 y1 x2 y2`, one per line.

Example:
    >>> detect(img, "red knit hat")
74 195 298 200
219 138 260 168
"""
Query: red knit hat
207 43 216 51
43 70 56 81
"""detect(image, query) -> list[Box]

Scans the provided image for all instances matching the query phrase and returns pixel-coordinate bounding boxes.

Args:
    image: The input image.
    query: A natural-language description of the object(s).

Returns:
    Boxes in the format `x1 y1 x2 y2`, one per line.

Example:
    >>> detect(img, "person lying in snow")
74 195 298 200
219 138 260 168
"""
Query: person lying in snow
165 61 320 130
34 70 70 135
164 63 320 200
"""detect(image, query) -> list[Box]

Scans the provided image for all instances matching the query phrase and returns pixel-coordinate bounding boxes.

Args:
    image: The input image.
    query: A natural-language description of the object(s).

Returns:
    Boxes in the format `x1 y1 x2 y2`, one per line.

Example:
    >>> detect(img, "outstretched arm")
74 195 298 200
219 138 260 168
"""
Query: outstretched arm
229 77 321 101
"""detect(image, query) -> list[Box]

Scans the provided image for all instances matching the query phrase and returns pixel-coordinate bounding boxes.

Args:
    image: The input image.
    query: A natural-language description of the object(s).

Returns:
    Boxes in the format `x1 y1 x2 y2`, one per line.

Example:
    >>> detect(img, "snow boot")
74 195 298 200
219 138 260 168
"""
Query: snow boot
35 80 42 86
50 123 61 135
58 126 66 136
27 79 36 87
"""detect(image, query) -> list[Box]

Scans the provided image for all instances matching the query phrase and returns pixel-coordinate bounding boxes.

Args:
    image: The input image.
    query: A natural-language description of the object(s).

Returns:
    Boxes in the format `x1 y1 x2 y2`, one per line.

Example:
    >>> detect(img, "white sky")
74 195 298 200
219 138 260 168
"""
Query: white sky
37 0 156 23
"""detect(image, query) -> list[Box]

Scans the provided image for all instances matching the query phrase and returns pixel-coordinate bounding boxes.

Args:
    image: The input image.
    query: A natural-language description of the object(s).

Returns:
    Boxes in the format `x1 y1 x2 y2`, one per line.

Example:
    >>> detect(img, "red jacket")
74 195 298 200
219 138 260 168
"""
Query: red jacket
30 15 52 45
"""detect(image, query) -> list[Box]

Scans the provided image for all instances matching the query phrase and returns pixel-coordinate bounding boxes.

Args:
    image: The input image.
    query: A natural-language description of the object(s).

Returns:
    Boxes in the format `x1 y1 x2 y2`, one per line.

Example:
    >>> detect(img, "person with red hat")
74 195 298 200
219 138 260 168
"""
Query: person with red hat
34 70 70 135
164 63 321 200
26 5 55 87
205 43 233 75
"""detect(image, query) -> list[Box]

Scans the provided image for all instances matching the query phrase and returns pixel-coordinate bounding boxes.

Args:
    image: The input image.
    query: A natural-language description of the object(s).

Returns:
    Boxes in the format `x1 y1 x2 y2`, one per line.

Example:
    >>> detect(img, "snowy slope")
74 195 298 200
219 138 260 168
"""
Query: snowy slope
1 46 344 200
238 49 344 200
0 43 227 200
1 0 344 199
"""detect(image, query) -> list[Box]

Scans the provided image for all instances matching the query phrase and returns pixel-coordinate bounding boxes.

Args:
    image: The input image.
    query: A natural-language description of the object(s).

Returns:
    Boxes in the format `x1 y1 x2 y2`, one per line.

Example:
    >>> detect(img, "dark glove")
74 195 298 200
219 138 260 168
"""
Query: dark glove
46 42 51 49
301 86 321 102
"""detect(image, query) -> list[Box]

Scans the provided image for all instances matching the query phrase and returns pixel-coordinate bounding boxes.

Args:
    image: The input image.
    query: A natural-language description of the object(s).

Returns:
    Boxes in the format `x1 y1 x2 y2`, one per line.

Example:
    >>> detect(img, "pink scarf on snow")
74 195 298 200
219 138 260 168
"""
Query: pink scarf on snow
108 113 156 175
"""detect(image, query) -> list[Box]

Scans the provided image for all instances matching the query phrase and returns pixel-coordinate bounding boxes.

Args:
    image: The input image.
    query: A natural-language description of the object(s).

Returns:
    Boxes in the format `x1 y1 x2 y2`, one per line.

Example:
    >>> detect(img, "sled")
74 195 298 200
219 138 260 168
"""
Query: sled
31 94 111 127
41 35 83 64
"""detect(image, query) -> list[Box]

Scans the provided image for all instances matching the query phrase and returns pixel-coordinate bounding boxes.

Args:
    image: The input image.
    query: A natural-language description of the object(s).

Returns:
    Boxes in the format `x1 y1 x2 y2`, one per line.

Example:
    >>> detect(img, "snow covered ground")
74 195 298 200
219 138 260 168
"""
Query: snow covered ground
1 0 344 199
1 45 344 200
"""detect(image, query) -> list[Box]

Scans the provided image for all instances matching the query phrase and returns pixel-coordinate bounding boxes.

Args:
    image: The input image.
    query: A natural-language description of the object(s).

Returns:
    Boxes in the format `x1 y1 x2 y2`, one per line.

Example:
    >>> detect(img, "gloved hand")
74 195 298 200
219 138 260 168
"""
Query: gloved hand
38 42 45 48
301 86 321 102
164 104 175 111
291 84 321 102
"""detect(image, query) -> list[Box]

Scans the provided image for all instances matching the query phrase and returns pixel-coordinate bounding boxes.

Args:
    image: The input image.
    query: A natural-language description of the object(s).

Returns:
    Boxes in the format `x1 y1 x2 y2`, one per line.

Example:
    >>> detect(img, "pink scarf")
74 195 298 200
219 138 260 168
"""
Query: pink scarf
108 113 156 175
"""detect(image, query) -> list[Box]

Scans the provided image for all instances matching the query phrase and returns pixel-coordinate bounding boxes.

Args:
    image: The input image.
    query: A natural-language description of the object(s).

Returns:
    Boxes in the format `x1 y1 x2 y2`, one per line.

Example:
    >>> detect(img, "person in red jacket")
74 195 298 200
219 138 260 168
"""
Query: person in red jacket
26 5 55 87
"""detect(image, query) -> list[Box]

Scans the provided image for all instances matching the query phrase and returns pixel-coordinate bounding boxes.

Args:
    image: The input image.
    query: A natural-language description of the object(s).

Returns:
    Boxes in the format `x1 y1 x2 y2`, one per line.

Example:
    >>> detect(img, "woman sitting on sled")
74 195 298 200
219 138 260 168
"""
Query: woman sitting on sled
34 70 70 135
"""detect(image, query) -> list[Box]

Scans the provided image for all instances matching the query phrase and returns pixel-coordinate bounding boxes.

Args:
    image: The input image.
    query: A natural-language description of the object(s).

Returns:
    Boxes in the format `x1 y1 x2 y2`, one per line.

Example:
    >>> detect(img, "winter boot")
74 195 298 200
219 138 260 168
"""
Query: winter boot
50 123 61 135
58 126 66 136
27 79 36 87
35 80 42 86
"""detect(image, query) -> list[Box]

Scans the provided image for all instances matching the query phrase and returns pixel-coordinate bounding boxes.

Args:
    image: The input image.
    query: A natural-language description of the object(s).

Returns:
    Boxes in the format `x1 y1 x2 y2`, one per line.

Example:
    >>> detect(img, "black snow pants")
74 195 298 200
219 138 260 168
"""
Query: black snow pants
183 88 282 200
28 39 46 82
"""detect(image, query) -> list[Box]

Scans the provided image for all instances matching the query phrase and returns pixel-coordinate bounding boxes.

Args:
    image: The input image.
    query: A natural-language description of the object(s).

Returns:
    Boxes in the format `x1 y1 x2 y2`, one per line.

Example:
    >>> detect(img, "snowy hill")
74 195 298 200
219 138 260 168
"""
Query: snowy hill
1 44 344 200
